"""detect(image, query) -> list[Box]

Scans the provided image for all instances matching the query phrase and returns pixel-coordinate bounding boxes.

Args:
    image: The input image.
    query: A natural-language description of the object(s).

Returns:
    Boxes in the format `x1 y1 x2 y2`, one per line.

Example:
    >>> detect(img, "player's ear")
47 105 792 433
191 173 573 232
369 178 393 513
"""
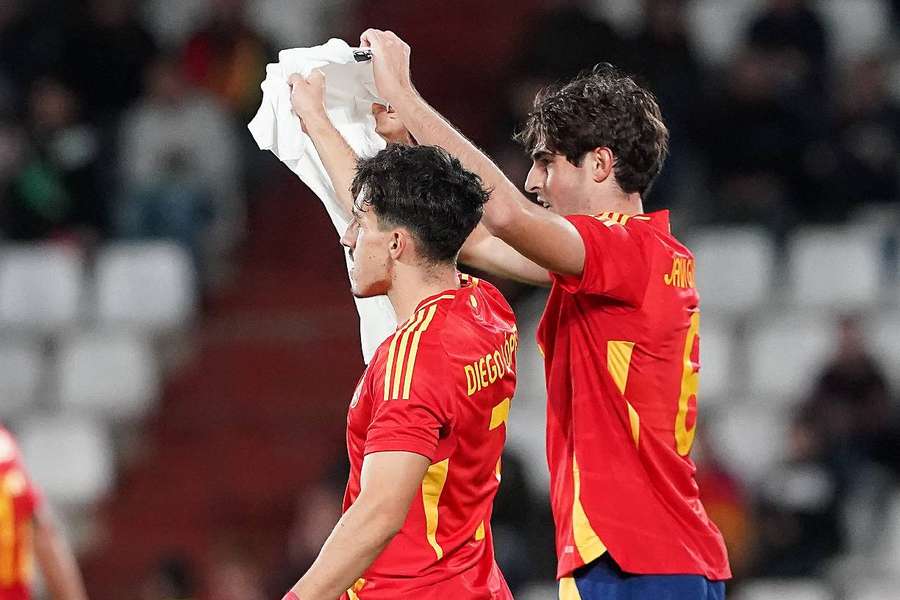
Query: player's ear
590 147 615 183
389 230 405 260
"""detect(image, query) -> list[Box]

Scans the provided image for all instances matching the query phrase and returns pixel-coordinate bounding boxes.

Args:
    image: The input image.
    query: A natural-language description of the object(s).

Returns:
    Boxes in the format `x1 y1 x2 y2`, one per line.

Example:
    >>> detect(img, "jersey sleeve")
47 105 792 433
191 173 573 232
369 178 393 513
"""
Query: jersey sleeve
551 214 650 306
364 341 454 461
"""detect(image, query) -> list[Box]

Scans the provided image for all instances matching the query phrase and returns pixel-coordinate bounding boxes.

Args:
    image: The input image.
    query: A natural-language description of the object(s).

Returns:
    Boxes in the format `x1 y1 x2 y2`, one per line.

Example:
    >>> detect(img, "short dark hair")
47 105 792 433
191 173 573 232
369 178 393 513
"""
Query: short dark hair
516 63 669 197
351 144 489 264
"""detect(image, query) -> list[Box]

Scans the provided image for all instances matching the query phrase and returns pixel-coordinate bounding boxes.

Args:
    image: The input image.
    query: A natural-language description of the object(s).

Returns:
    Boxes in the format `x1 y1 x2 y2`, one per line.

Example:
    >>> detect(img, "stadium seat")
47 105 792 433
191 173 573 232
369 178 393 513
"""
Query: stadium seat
817 0 892 60
56 331 159 421
93 242 196 331
0 339 44 418
18 415 114 507
735 578 835 600
708 402 790 486
881 491 900 575
687 0 761 65
690 226 776 314
0 244 83 333
787 226 882 310
747 312 836 400
866 311 900 391
698 314 737 403
847 579 900 600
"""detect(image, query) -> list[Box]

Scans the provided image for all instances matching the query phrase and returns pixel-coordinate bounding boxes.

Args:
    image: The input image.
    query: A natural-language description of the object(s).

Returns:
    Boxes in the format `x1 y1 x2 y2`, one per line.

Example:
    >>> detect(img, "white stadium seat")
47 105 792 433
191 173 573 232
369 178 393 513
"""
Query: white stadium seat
93 242 196 331
691 227 776 314
19 415 113 507
736 578 834 600
56 331 159 420
708 402 789 485
788 226 881 310
0 339 44 417
0 245 83 332
866 311 900 391
816 0 892 61
698 315 737 402
747 313 835 400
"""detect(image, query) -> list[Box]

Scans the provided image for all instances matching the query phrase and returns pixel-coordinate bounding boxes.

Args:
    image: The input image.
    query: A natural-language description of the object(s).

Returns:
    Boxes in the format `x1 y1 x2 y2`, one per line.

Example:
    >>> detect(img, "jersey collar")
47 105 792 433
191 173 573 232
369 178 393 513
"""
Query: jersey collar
644 209 671 234
409 273 473 317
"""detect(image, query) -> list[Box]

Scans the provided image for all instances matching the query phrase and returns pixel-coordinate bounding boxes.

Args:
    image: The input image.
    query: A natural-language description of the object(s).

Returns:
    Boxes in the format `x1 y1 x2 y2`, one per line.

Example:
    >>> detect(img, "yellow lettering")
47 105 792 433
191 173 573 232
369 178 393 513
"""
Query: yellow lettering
478 357 489 389
465 365 478 396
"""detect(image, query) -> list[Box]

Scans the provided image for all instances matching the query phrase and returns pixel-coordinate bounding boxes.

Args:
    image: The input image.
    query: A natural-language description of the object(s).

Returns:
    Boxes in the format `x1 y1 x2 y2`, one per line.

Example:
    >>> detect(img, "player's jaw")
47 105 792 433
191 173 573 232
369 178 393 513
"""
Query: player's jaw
341 216 392 298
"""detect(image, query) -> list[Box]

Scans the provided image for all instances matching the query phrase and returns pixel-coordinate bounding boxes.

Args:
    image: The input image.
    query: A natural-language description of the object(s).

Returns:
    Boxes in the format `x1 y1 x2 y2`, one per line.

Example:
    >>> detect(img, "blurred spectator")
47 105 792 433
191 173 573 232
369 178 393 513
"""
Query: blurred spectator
753 412 844 577
746 0 830 98
268 465 345 596
831 56 900 208
140 555 197 600
624 0 704 207
696 49 813 231
803 316 897 474
0 0 66 111
118 54 240 278
60 0 158 121
1 77 104 241
491 450 543 594
694 431 753 580
182 0 273 120
207 546 266 600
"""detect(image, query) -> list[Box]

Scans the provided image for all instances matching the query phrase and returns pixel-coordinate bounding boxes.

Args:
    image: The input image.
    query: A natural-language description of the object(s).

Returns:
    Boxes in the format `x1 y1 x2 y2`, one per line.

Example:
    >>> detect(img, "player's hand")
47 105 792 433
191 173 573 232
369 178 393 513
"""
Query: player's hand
359 29 414 104
288 70 327 130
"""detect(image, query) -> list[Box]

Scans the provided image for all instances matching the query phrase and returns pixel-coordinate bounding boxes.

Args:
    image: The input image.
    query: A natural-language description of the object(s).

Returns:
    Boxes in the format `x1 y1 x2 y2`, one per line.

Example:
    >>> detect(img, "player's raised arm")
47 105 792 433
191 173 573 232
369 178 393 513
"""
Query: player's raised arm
284 451 430 600
360 29 585 278
288 71 359 220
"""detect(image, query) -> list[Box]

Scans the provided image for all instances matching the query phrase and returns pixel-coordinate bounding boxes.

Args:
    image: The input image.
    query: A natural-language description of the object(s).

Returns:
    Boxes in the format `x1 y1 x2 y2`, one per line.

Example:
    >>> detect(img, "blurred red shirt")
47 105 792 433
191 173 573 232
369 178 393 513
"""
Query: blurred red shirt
0 426 42 600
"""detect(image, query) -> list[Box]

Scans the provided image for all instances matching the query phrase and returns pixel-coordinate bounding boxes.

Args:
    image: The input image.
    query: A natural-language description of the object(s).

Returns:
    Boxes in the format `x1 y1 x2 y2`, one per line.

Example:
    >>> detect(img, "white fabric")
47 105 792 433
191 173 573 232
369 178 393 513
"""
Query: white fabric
248 38 397 363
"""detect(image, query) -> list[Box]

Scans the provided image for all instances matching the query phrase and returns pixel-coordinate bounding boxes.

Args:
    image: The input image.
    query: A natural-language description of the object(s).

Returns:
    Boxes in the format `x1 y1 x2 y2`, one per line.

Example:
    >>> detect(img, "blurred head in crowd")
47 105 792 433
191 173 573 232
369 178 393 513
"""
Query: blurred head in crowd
840 55 891 117
343 144 488 298
371 103 414 145
140 555 196 600
29 77 78 132
516 63 669 216
643 0 689 41
88 0 132 28
144 55 188 106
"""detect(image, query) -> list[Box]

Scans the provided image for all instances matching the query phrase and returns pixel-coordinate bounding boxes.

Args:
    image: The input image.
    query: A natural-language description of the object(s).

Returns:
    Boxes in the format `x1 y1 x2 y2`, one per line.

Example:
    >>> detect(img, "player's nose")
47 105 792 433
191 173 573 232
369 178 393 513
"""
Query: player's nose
524 163 543 194
340 221 357 252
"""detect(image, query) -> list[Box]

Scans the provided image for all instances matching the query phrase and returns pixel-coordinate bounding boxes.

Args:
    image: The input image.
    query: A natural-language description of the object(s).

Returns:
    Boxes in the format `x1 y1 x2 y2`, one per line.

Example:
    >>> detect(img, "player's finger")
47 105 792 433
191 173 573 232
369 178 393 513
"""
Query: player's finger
308 69 325 85
360 28 380 48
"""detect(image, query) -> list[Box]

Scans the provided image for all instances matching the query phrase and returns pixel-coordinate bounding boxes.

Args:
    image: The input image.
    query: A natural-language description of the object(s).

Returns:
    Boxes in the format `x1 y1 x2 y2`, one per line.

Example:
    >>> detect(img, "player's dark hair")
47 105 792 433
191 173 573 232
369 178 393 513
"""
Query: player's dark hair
351 144 488 264
516 63 669 197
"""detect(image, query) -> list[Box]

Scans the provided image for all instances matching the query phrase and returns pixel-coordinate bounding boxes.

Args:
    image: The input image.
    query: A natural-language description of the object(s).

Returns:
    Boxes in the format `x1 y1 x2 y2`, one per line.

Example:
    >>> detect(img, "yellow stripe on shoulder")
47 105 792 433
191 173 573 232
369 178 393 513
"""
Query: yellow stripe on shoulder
383 313 423 401
401 304 439 399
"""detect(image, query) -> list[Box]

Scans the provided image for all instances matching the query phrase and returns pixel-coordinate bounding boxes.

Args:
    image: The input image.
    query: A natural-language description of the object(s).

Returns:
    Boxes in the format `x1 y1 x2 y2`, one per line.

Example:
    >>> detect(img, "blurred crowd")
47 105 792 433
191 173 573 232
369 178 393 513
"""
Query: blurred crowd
2 0 900 599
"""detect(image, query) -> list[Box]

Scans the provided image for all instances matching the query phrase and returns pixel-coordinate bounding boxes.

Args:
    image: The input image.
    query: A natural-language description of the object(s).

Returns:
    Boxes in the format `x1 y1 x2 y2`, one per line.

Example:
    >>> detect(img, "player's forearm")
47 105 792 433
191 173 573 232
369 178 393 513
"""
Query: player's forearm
460 224 551 286
290 497 401 600
301 112 360 218
33 512 89 600
390 91 529 235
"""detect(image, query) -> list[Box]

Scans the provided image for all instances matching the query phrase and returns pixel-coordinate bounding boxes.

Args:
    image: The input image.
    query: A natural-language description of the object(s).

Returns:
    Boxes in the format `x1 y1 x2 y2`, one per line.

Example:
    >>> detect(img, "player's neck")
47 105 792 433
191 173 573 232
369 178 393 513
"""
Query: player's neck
585 190 643 216
388 264 460 323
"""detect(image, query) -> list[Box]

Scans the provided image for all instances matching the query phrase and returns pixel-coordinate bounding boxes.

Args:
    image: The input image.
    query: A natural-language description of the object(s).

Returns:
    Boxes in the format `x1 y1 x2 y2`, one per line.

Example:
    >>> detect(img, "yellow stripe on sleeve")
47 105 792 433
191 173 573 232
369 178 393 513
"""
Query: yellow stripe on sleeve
422 458 450 559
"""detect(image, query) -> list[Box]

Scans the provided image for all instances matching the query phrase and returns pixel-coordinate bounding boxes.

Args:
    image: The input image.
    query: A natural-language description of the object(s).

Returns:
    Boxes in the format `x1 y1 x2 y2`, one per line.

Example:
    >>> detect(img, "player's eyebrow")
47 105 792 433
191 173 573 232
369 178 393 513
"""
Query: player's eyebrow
531 149 553 162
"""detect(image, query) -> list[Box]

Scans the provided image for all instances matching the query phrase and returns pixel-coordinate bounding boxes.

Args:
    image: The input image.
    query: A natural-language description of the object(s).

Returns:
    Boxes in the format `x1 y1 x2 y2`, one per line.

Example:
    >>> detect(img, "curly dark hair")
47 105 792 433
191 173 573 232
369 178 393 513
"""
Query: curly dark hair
351 144 489 264
516 63 669 197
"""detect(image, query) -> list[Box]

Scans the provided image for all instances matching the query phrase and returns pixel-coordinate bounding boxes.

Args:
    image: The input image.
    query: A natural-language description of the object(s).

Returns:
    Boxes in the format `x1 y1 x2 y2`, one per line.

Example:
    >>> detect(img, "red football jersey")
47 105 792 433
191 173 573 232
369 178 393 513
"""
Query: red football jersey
0 426 42 600
538 211 731 580
342 275 518 600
